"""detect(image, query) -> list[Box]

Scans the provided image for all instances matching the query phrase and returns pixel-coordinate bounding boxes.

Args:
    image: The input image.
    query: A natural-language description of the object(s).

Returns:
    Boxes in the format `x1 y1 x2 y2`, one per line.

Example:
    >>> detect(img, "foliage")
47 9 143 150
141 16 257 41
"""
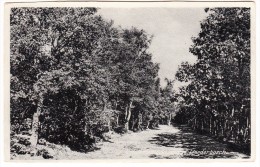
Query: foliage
175 8 251 153
10 7 176 155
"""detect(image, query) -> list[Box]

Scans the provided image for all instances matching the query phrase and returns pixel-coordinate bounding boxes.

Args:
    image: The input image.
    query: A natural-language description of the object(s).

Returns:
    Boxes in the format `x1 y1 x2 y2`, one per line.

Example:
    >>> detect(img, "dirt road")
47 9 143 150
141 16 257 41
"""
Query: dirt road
65 124 249 159
14 124 249 160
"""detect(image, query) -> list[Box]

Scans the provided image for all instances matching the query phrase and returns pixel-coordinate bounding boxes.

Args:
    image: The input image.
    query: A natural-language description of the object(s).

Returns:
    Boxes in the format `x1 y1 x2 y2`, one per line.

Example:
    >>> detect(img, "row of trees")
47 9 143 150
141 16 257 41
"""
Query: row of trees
10 7 176 153
174 8 251 154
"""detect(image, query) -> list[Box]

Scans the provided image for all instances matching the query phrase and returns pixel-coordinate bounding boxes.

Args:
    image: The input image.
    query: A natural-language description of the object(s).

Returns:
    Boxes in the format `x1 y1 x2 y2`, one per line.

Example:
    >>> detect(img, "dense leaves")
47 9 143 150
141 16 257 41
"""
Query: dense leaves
10 7 176 154
175 8 250 154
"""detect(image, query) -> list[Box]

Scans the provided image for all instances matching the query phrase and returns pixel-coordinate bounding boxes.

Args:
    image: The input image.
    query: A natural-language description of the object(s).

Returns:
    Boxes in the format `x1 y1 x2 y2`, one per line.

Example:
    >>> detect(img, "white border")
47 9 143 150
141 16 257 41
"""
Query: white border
1 0 258 166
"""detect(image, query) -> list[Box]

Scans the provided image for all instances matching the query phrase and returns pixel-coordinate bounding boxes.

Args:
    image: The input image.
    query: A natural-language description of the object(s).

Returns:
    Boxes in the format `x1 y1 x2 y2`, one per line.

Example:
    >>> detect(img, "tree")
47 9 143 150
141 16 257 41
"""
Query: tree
10 7 115 152
113 28 159 130
175 8 250 151
10 7 163 155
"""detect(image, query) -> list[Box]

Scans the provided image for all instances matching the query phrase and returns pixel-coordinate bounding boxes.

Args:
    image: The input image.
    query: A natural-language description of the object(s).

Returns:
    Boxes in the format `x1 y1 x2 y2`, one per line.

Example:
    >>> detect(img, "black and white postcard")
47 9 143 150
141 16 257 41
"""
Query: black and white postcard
3 0 256 161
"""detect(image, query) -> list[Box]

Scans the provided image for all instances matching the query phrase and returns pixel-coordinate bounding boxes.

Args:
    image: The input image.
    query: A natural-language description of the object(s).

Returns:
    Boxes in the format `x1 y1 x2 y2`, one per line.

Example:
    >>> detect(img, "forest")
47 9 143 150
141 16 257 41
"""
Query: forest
175 8 251 154
10 7 251 159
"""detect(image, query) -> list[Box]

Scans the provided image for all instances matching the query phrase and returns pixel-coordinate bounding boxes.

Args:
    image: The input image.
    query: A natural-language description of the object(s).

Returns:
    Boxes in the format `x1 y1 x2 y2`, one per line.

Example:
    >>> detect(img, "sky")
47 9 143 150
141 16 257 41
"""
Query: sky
98 8 208 90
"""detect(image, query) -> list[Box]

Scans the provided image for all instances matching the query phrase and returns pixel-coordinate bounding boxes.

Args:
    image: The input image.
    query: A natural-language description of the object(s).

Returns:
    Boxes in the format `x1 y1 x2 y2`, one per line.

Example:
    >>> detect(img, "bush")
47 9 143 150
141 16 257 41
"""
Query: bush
37 148 54 159
114 126 127 134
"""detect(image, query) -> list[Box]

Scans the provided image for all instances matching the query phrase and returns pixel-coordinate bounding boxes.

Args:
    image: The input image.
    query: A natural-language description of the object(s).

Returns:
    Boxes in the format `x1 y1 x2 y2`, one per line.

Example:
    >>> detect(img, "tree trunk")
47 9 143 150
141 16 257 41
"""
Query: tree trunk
209 117 212 134
137 113 142 130
246 116 249 128
73 99 78 115
202 118 204 131
103 101 111 131
168 112 171 126
108 119 111 132
30 97 43 153
84 99 89 134
146 121 150 129
213 120 216 136
194 118 197 130
103 100 107 112
116 114 119 127
131 119 137 130
124 101 132 131
221 119 224 136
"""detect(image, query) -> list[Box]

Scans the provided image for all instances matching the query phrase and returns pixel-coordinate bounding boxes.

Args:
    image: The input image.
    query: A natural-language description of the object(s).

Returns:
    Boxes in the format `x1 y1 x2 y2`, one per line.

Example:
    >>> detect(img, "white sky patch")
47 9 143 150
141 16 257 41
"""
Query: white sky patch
98 8 208 90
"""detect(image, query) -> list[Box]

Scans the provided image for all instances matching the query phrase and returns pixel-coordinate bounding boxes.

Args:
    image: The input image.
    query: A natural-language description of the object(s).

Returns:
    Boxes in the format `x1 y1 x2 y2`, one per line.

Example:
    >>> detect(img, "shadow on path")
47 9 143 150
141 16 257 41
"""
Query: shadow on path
148 124 250 159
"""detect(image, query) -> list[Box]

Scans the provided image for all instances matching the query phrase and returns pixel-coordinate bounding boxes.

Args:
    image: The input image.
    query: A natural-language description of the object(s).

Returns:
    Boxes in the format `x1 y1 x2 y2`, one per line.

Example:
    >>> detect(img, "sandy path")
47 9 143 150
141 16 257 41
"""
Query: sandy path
64 125 249 159
82 125 183 159
14 124 249 160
